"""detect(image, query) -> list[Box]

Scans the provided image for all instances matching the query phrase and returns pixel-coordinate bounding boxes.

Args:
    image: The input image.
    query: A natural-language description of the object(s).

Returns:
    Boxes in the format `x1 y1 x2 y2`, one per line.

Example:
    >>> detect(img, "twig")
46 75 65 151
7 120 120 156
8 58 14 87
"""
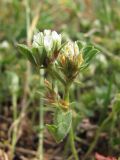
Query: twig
0 115 12 123
16 147 37 156
0 142 36 157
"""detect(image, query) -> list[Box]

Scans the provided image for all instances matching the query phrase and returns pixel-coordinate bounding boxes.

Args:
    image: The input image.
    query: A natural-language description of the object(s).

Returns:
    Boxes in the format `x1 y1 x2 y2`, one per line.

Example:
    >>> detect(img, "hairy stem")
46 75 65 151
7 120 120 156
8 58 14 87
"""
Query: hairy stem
64 86 79 160
11 93 17 159
69 126 79 160
38 69 44 160
21 0 31 109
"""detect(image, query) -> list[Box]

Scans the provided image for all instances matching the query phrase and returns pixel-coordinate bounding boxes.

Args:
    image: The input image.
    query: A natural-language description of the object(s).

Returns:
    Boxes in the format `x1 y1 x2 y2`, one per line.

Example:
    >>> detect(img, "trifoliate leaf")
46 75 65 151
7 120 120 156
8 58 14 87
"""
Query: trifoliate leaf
47 109 72 143
84 47 98 64
17 44 37 66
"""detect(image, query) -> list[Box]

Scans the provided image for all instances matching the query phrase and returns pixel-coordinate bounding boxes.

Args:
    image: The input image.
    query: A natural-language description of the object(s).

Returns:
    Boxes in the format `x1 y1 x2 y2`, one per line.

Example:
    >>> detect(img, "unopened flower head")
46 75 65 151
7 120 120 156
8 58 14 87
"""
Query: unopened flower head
65 42 79 57
60 41 84 67
59 41 84 81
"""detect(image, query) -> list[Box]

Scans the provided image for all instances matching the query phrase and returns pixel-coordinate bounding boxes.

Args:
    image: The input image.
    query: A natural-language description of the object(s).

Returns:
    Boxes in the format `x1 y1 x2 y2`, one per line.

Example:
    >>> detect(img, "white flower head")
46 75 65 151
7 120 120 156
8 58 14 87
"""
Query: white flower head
52 31 61 48
52 31 61 41
44 29 51 36
32 29 61 53
44 35 53 52
32 32 44 48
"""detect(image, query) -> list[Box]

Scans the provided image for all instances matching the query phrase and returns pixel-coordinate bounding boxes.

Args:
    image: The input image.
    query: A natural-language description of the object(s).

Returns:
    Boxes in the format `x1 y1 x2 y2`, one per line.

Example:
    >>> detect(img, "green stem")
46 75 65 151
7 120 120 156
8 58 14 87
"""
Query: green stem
64 86 79 160
47 66 66 86
64 86 69 102
11 93 17 159
26 0 30 44
69 126 79 160
38 69 44 160
63 137 70 158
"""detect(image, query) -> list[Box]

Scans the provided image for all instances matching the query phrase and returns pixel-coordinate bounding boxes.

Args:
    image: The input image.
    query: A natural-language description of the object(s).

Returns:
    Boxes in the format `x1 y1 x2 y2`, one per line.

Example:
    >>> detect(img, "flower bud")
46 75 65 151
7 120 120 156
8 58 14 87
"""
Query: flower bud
58 41 84 81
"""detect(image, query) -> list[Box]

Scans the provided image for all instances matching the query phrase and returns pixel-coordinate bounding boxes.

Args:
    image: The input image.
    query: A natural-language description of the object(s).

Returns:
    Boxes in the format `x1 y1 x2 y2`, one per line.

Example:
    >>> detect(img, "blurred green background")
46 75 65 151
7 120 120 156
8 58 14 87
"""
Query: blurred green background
0 0 120 159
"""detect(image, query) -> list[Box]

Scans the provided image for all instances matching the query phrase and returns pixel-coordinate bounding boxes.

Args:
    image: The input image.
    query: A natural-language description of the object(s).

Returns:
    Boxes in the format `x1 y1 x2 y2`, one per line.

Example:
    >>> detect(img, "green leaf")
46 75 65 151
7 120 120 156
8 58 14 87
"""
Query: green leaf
80 46 99 71
17 44 37 66
58 41 68 52
76 41 86 50
47 110 72 143
74 80 84 86
32 47 42 66
77 41 99 70
84 48 98 64
46 124 58 139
